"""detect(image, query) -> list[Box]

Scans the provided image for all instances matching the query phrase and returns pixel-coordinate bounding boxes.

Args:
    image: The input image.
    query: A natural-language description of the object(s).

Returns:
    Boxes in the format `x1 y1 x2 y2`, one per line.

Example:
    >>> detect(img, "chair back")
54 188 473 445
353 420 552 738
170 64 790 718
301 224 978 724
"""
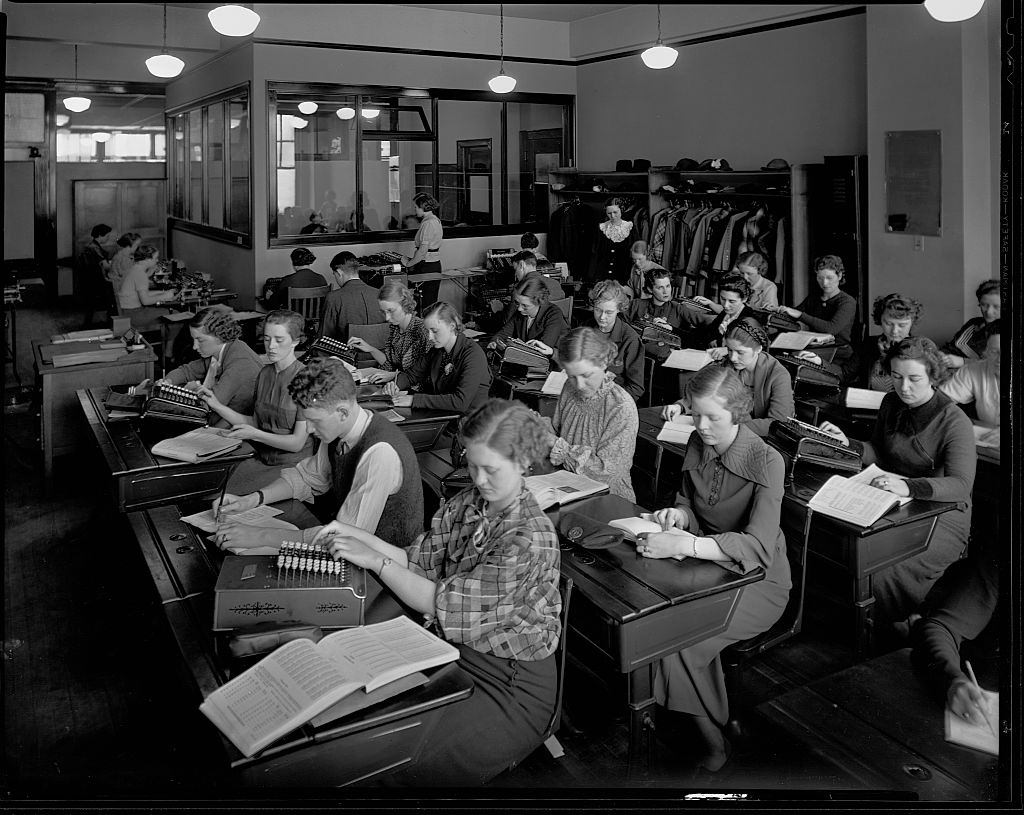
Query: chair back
550 296 573 323
347 322 390 349
287 285 331 337
541 574 573 743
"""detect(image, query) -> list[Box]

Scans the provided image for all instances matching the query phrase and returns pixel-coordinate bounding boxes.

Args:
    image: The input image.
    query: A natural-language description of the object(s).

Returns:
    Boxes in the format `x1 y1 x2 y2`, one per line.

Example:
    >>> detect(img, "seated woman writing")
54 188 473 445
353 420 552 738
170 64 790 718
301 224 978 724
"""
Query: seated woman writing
641 365 791 772
662 319 794 437
313 399 561 786
488 276 568 357
817 337 976 630
200 310 315 493
543 327 639 502
156 306 262 428
940 321 1000 447
384 301 491 414
347 280 431 385
941 279 1000 370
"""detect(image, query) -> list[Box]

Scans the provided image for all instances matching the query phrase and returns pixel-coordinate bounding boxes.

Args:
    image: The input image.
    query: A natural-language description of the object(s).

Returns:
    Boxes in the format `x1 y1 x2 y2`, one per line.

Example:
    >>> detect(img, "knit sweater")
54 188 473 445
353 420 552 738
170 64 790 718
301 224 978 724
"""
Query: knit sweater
794 289 857 346
397 332 492 414
549 372 639 502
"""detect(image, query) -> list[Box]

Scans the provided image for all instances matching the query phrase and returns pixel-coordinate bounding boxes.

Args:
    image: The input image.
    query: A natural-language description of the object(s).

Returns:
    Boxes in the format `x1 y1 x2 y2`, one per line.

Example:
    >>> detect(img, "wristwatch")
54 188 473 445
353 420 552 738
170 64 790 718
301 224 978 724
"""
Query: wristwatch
378 556 393 577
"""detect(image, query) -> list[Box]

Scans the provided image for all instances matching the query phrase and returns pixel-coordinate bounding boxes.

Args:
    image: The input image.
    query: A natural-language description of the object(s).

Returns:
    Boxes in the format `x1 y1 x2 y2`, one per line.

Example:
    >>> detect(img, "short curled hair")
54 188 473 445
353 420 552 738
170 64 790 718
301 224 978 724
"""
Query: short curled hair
190 305 242 342
511 250 537 269
513 275 551 306
413 192 440 212
133 244 159 263
734 251 768 276
377 279 417 314
643 267 672 293
872 293 923 326
116 232 141 249
290 248 317 268
558 327 618 370
725 318 769 351
423 300 463 334
288 356 357 410
814 254 846 283
604 197 629 211
717 273 752 302
91 224 113 239
883 336 950 384
686 365 752 424
458 398 550 474
975 279 1000 300
520 232 540 250
589 279 630 312
263 309 305 343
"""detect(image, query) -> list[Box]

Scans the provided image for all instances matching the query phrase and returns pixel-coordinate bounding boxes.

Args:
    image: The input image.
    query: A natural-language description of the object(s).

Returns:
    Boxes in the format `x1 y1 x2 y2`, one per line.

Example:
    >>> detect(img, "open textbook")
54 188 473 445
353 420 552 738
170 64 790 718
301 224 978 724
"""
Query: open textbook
150 427 243 463
607 513 691 543
199 616 459 757
657 414 696 445
525 470 609 510
807 464 910 527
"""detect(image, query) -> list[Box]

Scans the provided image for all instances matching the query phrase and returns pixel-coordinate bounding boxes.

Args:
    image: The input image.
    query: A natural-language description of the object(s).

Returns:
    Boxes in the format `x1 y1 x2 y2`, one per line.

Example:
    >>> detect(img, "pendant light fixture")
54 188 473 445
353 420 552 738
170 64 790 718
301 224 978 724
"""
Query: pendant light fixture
487 5 517 94
361 107 380 119
208 4 261 37
146 3 185 78
92 132 112 143
63 45 92 113
641 4 678 69
336 107 356 120
923 0 985 21
297 101 318 115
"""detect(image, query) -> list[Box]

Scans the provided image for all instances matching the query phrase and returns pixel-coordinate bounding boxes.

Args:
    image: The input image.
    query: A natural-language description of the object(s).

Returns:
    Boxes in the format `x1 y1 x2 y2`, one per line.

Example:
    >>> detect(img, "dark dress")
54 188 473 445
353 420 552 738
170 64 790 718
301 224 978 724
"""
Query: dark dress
163 339 263 429
588 220 639 285
732 354 795 436
654 425 791 725
794 289 858 364
836 333 904 391
583 317 645 401
397 332 492 414
944 317 998 362
494 301 569 351
696 304 761 349
265 268 329 310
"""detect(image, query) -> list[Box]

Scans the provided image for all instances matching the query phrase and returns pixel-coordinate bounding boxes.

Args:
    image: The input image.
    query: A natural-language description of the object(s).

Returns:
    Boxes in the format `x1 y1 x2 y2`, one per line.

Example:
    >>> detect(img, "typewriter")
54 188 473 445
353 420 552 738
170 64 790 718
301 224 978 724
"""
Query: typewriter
486 248 518 274
676 296 715 314
774 352 842 390
490 337 551 380
141 382 209 425
304 336 358 366
766 311 802 333
631 318 682 350
357 251 405 287
767 417 862 480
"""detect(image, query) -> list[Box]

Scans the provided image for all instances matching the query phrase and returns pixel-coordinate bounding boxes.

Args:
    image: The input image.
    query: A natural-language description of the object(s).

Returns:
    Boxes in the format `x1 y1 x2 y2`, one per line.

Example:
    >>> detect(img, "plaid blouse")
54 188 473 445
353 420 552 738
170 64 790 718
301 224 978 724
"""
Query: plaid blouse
406 486 562 661
381 315 431 373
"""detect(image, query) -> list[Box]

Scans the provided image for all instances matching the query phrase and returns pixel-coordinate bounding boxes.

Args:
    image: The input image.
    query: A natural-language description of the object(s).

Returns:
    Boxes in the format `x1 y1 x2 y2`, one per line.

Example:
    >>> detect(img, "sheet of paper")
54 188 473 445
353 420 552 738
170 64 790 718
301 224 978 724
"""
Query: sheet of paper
845 387 886 410
354 367 384 381
847 464 912 505
657 414 695 445
662 348 713 371
945 689 998 756
541 370 567 395
181 504 286 534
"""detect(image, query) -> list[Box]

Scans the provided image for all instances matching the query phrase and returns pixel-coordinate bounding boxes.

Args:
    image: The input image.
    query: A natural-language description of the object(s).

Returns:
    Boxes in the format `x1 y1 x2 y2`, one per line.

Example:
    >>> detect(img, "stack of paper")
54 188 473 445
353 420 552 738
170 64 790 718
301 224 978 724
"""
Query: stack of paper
662 348 714 371
656 414 696 445
151 427 244 463
541 371 568 396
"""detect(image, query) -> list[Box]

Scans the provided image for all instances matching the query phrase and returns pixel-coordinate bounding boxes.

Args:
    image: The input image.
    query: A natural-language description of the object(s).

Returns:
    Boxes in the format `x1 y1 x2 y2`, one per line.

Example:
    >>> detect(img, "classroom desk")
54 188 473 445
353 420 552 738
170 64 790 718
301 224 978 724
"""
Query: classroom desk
77 386 255 512
490 374 559 418
124 500 473 787
356 384 460 452
33 338 156 482
757 648 999 801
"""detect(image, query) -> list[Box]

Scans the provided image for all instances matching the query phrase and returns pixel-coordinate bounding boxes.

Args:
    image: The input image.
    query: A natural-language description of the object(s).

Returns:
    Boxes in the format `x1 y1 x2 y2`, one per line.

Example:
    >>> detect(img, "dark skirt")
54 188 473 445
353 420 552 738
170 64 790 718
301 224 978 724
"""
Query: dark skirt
408 260 443 311
379 643 557 786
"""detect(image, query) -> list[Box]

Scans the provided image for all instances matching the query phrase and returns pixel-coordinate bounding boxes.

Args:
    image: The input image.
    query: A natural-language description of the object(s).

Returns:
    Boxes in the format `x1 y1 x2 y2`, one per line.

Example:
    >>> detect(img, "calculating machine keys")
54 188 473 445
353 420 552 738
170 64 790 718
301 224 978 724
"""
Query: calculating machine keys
142 382 209 425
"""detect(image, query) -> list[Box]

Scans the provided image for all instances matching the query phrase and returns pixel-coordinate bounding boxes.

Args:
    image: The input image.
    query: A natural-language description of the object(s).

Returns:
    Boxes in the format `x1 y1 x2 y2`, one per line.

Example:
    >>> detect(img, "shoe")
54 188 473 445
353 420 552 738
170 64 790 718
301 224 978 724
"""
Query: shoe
697 736 733 773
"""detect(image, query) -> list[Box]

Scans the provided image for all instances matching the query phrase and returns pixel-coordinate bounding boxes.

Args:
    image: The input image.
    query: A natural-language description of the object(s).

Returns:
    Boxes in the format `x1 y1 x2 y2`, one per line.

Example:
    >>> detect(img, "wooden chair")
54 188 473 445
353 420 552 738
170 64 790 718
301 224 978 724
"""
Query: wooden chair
287 285 331 338
550 296 573 323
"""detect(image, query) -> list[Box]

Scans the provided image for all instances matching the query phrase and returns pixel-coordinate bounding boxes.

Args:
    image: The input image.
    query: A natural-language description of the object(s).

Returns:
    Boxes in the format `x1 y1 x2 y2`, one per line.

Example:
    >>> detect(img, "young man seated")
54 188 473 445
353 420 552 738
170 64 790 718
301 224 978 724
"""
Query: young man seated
321 250 381 341
212 356 423 552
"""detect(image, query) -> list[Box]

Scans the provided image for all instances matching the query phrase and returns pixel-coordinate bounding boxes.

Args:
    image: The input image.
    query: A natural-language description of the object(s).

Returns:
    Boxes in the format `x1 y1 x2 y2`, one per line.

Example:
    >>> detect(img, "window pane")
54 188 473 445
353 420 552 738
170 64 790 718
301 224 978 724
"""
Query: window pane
171 115 186 217
228 99 250 234
435 100 501 226
207 102 225 229
56 92 165 163
5 93 45 143
189 110 203 222
362 140 419 232
505 102 564 225
360 96 431 136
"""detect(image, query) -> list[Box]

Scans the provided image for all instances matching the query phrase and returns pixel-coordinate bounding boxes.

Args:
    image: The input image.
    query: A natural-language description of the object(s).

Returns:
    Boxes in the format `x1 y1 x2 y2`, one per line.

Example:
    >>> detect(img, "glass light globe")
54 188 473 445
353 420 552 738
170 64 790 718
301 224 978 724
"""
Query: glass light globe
208 5 261 37
361 107 380 119
487 72 517 94
298 101 318 115
641 44 678 69
337 107 356 120
923 0 985 21
55 114 70 126
92 132 112 143
63 96 92 113
290 116 309 129
146 53 185 78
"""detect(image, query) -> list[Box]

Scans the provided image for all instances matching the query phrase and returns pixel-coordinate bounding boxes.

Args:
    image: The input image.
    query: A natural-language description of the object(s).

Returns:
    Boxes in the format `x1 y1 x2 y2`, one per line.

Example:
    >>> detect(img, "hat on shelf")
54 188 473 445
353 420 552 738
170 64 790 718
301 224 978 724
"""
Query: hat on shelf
632 158 652 172
698 158 733 172
658 185 678 195
761 158 791 171
615 159 633 172
673 157 700 171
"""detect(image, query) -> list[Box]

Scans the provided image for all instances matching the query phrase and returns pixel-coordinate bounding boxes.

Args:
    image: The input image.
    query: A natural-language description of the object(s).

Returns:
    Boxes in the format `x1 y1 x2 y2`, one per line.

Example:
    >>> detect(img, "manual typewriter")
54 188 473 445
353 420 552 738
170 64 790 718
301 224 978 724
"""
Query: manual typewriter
304 336 358 366
357 251 405 287
676 296 715 314
632 317 683 349
774 351 842 390
486 248 518 274
766 311 802 333
490 337 551 380
141 382 209 425
767 417 862 481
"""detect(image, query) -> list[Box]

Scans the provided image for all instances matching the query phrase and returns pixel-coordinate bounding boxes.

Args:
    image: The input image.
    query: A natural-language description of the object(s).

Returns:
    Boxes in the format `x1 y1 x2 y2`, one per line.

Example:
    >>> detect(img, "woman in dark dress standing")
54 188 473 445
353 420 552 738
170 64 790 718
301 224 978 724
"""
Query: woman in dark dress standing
589 197 639 285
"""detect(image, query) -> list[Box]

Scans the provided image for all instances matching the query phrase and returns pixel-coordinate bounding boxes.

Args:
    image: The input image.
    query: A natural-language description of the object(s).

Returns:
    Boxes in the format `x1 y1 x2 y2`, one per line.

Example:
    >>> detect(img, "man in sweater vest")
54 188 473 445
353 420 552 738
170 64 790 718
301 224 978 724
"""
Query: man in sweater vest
321 250 383 341
212 356 423 552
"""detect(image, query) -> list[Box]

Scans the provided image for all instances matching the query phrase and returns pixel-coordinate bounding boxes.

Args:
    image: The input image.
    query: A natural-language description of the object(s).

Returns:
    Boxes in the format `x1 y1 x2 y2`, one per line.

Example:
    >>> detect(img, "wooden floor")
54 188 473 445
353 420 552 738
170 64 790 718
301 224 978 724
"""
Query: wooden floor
0 297 976 801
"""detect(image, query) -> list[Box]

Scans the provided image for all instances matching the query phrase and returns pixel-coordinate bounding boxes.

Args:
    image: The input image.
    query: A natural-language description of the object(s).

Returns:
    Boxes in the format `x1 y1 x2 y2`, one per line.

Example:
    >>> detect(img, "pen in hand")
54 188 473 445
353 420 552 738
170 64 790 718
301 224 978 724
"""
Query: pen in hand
964 660 997 737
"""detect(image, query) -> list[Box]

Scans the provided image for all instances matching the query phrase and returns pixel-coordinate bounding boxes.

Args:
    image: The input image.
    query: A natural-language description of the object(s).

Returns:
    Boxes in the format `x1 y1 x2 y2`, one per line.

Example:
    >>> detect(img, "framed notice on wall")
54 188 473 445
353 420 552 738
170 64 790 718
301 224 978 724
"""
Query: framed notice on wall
885 130 941 236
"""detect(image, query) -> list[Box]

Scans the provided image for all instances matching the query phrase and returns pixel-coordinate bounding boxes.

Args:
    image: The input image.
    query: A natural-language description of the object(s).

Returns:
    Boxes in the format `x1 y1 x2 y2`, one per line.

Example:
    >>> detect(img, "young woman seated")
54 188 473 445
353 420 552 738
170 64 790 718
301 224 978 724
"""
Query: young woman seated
384 301 491 414
116 244 179 329
488 276 568 357
347 280 431 385
692 251 778 314
818 337 976 629
694 274 761 353
201 310 315 493
770 254 858 363
662 319 794 437
157 306 262 428
543 327 639 502
625 240 666 300
940 321 1000 447
941 279 1001 370
312 399 562 786
641 365 791 773
626 268 711 343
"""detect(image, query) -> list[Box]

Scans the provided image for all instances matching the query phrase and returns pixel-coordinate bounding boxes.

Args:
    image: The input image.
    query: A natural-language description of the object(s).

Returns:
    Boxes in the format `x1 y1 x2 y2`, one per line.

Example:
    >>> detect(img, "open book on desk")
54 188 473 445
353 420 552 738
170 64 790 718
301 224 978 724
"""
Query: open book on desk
525 470 609 510
150 427 244 463
607 513 690 543
807 464 910 527
770 331 834 351
657 414 695 445
662 348 714 371
199 616 459 758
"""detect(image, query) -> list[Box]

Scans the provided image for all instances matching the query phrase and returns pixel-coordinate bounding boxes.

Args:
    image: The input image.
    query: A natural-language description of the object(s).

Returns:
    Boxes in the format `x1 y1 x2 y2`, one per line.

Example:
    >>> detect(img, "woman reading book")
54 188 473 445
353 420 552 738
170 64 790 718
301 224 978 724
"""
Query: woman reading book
817 337 976 636
312 398 561 786
640 365 791 773
542 327 639 502
200 310 314 493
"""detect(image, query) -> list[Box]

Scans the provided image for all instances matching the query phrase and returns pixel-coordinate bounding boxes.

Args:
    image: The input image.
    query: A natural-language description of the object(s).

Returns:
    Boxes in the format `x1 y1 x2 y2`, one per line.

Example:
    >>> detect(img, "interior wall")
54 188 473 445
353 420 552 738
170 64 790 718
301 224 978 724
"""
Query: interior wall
170 228 257 307
574 13 867 171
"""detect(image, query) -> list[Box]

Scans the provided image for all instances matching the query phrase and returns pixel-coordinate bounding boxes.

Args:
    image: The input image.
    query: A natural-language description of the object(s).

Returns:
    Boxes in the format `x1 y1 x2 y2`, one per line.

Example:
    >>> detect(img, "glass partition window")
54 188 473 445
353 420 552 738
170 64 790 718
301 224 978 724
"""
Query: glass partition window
168 86 251 241
269 84 571 245
55 92 166 163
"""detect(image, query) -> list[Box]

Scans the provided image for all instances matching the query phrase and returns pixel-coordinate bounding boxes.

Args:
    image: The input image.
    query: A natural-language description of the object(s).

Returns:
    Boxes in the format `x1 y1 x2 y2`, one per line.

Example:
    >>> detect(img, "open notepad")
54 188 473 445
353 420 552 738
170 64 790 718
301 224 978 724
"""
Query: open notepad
150 427 243 463
199 616 459 757
657 414 695 445
525 470 609 510
945 688 999 756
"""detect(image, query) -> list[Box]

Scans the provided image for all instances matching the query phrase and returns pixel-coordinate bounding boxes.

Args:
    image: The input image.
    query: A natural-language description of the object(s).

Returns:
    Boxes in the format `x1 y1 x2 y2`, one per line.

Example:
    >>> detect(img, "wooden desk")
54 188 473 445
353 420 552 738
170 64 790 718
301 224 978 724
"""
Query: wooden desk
124 502 473 787
33 338 156 482
490 374 559 419
758 649 999 801
635 405 688 504
357 385 460 452
78 387 254 512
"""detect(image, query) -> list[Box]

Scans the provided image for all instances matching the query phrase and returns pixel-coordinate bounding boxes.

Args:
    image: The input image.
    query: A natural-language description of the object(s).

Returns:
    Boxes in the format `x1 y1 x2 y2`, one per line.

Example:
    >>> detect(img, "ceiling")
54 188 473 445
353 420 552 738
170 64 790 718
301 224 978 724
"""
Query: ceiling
392 4 633 22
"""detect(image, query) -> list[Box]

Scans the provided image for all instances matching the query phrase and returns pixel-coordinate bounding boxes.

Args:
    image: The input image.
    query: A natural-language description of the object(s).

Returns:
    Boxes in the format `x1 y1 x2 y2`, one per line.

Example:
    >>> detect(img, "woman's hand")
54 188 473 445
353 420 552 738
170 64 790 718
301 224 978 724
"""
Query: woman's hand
366 369 396 384
661 402 683 421
311 520 367 548
692 295 715 308
490 299 506 314
196 385 222 408
870 474 910 497
213 492 258 516
637 530 692 559
652 507 688 531
526 339 553 356
183 380 202 392
382 380 401 397
941 352 966 369
707 347 729 361
328 535 384 571
401 256 413 267
225 423 260 440
392 394 413 408
212 520 276 552
796 350 823 366
776 305 802 319
347 337 371 352
948 677 990 727
817 421 850 447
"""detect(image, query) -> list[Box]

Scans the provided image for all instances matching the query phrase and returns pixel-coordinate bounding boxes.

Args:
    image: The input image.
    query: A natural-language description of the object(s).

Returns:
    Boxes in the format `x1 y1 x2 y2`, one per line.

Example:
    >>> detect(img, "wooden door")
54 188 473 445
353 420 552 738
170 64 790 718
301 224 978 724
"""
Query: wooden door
73 179 166 257
519 128 563 225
